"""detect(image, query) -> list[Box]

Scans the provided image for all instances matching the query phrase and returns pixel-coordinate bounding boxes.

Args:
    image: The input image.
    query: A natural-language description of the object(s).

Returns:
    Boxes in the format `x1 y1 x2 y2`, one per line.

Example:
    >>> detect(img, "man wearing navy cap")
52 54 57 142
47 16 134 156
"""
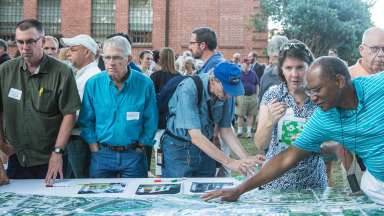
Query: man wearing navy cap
161 61 265 178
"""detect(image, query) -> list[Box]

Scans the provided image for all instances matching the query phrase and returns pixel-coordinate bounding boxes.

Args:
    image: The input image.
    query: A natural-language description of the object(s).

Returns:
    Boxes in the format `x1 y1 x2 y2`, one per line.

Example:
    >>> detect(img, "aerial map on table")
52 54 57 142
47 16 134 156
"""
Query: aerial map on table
0 178 383 215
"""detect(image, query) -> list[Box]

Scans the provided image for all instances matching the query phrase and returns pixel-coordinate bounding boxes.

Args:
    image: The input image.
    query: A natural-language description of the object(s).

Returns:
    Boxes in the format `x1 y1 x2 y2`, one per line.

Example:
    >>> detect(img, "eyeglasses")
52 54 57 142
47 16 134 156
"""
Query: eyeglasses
281 42 306 51
16 37 42 46
304 86 321 97
363 44 384 55
102 55 125 61
281 42 312 58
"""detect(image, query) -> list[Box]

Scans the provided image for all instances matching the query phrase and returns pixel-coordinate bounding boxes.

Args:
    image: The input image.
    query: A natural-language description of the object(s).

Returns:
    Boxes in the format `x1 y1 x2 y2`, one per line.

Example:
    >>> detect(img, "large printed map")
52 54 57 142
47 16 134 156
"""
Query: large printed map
1 180 383 215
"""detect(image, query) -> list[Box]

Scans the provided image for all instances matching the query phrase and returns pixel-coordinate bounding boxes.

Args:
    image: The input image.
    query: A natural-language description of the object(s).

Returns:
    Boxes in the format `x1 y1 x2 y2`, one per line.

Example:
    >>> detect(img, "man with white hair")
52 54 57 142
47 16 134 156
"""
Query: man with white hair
43 36 59 58
61 34 101 178
78 36 158 178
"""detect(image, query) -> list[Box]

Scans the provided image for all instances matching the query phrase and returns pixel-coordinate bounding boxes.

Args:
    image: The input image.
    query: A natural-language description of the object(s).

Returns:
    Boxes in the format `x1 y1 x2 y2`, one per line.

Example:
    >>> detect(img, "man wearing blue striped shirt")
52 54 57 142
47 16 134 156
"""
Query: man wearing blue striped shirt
78 36 158 178
203 56 384 205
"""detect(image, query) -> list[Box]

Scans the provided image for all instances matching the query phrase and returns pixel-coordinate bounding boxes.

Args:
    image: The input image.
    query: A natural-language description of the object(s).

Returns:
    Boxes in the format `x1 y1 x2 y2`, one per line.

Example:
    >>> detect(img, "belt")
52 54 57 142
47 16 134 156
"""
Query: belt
99 142 141 152
164 129 190 143
70 135 83 141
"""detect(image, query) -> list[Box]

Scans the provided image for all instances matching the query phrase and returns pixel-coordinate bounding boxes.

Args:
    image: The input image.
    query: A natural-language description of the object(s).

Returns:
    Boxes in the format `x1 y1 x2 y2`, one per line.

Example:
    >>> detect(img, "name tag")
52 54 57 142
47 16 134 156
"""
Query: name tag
126 112 140 121
8 88 22 100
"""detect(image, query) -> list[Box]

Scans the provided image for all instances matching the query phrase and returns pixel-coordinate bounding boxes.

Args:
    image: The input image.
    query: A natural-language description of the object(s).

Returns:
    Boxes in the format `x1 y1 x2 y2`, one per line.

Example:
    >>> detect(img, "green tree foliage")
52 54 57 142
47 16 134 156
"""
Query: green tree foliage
255 0 373 64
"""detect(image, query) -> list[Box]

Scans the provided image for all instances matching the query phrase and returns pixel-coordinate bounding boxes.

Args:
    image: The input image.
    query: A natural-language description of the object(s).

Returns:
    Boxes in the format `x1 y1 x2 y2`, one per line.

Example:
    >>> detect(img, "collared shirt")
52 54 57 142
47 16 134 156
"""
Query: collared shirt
0 55 81 167
197 52 225 74
74 61 101 101
72 61 101 135
294 72 384 181
166 73 234 141
349 58 371 78
79 69 158 147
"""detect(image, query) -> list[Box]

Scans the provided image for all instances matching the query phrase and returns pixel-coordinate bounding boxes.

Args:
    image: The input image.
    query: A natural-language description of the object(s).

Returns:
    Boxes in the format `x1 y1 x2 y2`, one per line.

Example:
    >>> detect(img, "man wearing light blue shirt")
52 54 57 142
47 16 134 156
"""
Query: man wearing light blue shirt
78 36 157 178
162 61 265 178
203 57 384 206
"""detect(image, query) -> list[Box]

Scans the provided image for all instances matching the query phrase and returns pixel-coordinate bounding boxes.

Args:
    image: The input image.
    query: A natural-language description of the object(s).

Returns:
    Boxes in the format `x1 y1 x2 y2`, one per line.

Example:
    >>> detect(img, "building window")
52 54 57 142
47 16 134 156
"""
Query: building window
0 0 23 40
129 0 153 44
38 0 61 37
92 0 115 42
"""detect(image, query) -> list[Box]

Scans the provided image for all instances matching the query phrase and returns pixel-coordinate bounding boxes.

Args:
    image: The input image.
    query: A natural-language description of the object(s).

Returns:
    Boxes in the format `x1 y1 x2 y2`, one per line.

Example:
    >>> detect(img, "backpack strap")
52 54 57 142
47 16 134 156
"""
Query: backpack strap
189 76 213 122
189 76 204 106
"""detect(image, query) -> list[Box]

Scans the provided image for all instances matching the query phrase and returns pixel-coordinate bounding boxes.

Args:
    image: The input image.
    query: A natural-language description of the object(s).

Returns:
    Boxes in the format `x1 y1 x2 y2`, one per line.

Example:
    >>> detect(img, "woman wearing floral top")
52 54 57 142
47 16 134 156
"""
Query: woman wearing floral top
254 40 327 190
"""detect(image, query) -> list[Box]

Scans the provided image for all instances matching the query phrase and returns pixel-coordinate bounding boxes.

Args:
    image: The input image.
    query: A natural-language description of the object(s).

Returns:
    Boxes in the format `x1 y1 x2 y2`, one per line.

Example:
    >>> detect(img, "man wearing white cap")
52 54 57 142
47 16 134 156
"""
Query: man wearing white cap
61 34 101 178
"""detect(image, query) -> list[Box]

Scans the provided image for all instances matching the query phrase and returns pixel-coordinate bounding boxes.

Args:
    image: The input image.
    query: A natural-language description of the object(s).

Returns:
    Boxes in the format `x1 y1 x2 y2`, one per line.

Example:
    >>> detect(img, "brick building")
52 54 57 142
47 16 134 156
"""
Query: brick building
0 0 267 62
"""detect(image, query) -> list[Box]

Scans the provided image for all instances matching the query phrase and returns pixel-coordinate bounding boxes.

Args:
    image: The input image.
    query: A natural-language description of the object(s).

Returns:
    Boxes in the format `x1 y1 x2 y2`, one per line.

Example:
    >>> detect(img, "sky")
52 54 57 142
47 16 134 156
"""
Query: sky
370 0 384 28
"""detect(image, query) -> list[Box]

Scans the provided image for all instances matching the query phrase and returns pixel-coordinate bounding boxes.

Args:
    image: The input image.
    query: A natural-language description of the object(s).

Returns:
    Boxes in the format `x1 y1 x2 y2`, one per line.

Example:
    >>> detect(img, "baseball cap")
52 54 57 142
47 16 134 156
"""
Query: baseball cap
61 34 98 55
213 61 244 96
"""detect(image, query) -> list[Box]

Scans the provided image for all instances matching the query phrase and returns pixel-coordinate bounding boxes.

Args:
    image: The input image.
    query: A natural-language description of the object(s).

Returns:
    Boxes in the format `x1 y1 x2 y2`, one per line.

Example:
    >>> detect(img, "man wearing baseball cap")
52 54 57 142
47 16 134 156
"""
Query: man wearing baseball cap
161 61 265 178
61 34 101 178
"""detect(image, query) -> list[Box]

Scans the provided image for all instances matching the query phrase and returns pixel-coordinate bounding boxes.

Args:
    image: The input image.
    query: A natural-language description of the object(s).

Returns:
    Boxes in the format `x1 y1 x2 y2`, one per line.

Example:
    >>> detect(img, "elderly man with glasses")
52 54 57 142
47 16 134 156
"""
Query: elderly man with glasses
78 36 158 178
350 27 384 78
0 19 81 186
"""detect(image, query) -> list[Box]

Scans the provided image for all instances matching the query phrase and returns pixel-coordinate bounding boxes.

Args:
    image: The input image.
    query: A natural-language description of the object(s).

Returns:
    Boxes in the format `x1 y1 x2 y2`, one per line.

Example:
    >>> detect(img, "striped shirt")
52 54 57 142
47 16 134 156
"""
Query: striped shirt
294 71 384 182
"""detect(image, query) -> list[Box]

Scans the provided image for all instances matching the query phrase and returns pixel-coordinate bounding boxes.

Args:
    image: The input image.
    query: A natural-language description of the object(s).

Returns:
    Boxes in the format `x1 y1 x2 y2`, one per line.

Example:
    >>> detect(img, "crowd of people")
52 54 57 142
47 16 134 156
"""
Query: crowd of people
0 18 383 206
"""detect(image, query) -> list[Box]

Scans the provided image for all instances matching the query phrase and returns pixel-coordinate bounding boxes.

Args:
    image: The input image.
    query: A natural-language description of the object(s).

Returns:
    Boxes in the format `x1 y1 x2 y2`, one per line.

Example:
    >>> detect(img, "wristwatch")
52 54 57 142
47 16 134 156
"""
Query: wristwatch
52 147 65 154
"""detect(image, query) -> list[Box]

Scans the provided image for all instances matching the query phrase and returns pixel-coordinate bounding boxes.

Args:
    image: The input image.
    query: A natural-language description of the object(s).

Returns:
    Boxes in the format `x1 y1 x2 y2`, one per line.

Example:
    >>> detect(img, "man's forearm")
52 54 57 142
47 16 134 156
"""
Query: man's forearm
0 113 14 155
189 129 232 165
54 113 76 149
237 147 310 194
220 127 248 159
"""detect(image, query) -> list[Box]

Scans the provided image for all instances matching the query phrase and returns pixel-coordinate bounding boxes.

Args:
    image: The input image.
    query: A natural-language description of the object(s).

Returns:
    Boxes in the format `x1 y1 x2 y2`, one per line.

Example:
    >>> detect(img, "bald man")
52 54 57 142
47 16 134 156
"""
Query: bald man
202 57 384 206
349 27 384 78
338 27 384 189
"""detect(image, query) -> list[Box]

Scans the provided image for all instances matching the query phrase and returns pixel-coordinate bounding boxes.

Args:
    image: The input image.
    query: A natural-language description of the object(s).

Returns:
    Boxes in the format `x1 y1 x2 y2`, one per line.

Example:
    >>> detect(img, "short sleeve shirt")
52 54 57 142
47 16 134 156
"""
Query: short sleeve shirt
0 55 81 167
166 73 234 141
261 83 327 190
294 72 384 182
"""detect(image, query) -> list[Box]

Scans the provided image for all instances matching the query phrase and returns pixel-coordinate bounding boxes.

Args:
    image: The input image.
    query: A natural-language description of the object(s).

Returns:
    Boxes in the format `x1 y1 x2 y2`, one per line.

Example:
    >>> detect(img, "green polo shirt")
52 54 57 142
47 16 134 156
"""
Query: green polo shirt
0 55 81 167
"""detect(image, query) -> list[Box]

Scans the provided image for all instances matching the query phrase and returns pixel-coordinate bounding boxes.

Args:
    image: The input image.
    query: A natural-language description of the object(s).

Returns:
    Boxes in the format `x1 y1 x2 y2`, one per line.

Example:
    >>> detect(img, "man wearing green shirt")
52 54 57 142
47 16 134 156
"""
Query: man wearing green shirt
0 19 81 186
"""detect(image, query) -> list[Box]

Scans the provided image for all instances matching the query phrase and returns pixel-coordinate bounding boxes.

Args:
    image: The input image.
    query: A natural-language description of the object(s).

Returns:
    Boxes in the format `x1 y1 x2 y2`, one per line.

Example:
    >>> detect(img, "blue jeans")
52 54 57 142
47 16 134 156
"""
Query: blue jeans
90 145 148 178
66 135 90 178
162 133 216 178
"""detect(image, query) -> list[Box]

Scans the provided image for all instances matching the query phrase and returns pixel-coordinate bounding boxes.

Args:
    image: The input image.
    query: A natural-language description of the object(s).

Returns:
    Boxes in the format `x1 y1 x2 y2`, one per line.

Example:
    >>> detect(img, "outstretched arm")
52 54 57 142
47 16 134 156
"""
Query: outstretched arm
202 146 311 201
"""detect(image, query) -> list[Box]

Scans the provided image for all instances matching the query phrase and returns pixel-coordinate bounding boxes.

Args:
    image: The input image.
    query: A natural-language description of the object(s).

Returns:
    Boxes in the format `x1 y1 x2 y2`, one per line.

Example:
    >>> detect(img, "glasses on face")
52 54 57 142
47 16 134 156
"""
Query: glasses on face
363 44 384 55
304 86 321 97
102 55 125 62
16 37 42 46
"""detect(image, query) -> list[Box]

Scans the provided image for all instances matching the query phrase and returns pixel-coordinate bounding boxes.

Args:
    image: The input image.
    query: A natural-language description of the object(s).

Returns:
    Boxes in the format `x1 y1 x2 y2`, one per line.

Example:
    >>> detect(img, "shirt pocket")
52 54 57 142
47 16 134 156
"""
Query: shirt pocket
32 89 58 114
121 104 142 138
